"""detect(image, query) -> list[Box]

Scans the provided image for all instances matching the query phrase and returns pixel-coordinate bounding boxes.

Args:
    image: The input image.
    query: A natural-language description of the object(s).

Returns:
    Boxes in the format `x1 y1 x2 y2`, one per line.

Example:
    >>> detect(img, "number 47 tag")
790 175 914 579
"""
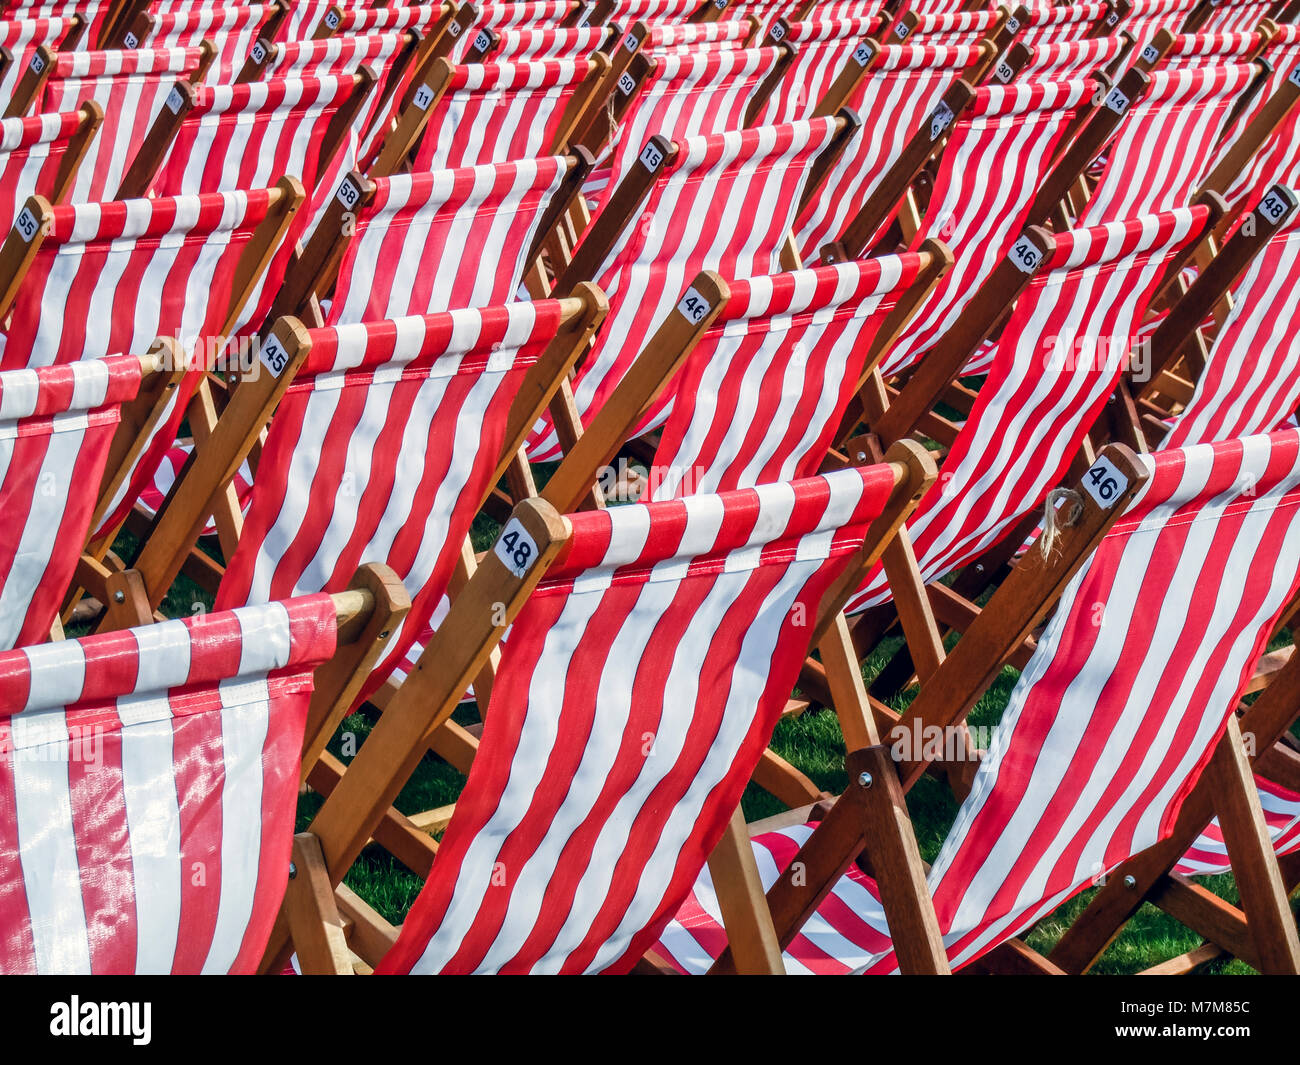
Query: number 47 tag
1081 455 1129 508
495 518 538 577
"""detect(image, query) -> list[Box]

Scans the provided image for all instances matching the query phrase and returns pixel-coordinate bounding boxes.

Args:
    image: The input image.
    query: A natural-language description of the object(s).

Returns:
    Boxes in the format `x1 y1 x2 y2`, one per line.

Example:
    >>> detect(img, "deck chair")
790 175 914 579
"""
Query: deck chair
663 428 1300 975
0 15 76 109
756 14 885 122
313 1 453 43
1120 0 1203 41
272 154 583 327
527 116 857 461
886 8 1009 49
116 72 373 198
282 0 366 42
119 3 283 84
464 22 613 62
1196 0 1280 32
362 54 606 176
14 46 207 201
828 78 1096 378
0 575 410 974
0 104 101 225
263 455 938 974
792 39 990 260
1075 62 1257 225
995 34 1130 82
0 354 157 649
1132 26 1269 71
122 294 607 775
584 0 729 25
599 17 760 96
478 0 586 29
1011 0 1118 45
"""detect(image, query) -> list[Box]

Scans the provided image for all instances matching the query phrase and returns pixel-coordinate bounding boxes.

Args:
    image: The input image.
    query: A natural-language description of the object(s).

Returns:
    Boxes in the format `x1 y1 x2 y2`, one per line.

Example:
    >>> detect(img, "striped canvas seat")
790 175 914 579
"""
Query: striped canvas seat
590 0 708 22
473 23 609 61
323 155 570 322
1077 63 1256 225
647 256 930 499
528 118 842 461
147 74 364 195
0 356 143 650
1015 1 1114 45
1210 41 1300 211
281 0 369 41
879 78 1093 376
1176 776 1300 876
0 107 98 226
1198 0 1277 34
324 2 446 39
1008 36 1130 81
4 1 114 43
758 15 883 123
1160 206 1300 451
1152 29 1268 68
662 429 1300 973
375 464 907 974
36 46 205 201
0 595 339 973
892 9 1005 48
126 3 278 84
0 16 73 108
796 0 886 19
261 31 408 81
848 206 1212 613
216 299 587 700
1122 0 1202 43
794 41 983 260
476 0 581 28
638 20 756 53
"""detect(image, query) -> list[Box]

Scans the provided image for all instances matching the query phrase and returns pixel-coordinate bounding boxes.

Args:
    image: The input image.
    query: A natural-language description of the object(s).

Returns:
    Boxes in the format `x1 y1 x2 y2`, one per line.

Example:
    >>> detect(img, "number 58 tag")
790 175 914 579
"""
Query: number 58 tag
1082 455 1128 508
495 518 538 577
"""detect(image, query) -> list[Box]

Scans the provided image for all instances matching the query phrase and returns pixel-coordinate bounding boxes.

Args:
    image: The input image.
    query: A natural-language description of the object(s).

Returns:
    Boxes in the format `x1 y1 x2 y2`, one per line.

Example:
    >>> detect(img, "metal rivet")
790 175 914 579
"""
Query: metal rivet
288 862 297 880
1123 875 1137 889
378 630 390 639
858 771 873 788
113 590 125 603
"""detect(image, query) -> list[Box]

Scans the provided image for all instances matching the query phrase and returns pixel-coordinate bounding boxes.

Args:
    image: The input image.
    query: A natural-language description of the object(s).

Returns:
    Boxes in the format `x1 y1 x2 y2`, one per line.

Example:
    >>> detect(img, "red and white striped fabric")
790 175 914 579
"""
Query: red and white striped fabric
0 109 91 227
528 118 841 461
798 0 885 19
848 206 1212 614
641 20 755 53
216 301 572 700
1010 36 1128 82
1176 776 1300 875
129 4 277 84
757 16 882 124
595 46 784 196
894 9 1004 48
647 256 927 499
1156 30 1266 68
264 31 408 81
136 442 254 537
362 57 596 171
0 595 338 974
1210 43 1300 211
376 463 904 974
590 0 705 23
480 24 609 61
3 0 114 42
0 17 73 109
37 47 206 202
477 0 578 28
1121 0 1202 43
1198 0 1276 34
149 75 362 196
882 78 1093 376
1161 200 1300 451
281 0 367 41
328 2 445 37
793 42 982 260
663 429 1300 973
1016 1 1112 45
326 155 569 322
0 356 142 650
1077 63 1256 225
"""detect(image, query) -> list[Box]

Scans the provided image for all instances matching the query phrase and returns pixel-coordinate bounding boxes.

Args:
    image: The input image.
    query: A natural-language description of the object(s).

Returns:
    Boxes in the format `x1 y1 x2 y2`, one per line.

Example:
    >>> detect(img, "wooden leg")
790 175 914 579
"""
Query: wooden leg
282 833 353 976
707 805 785 974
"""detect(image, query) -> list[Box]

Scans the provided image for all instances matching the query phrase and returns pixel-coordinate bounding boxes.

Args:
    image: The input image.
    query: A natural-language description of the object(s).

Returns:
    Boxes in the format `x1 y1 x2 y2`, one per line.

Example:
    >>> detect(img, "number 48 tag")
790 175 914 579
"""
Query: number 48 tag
1082 455 1129 508
495 518 538 577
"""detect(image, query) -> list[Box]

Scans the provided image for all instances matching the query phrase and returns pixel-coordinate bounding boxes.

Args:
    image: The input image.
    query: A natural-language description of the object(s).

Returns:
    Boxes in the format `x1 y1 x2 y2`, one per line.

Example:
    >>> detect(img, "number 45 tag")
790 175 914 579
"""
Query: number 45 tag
1081 455 1129 508
495 518 538 577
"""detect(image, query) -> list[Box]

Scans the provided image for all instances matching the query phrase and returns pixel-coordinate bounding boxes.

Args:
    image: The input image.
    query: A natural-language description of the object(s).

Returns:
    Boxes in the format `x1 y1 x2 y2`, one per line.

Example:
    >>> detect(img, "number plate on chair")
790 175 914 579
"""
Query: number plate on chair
1290 65 1300 88
677 286 711 323
929 101 954 139
894 21 910 38
123 31 138 48
260 336 290 378
1105 10 1119 25
336 177 361 209
251 39 267 63
30 51 45 73
166 86 185 113
853 40 873 65
639 140 664 170
1005 15 1020 31
1082 456 1128 508
15 206 39 242
769 22 786 41
623 31 638 51
1008 235 1041 273
473 29 491 51
495 519 538 577
1260 186 1298 223
1104 87 1129 114
413 83 435 109
618 70 636 94
995 59 1014 82
1140 43 1158 63
325 8 340 28
448 18 463 34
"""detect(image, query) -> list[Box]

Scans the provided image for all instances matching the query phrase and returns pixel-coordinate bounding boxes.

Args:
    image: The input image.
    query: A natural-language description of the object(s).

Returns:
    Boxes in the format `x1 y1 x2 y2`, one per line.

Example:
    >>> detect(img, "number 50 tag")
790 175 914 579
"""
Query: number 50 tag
495 518 538 577
1081 455 1129 508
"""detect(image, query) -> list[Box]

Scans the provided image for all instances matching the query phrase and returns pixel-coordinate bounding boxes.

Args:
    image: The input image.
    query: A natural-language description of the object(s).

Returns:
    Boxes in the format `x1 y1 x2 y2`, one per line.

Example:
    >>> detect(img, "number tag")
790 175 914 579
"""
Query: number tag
769 21 786 41
1005 15 1020 31
1104 86 1129 114
677 286 711 323
893 21 910 39
335 177 360 209
1290 65 1300 88
473 29 491 52
1008 235 1040 273
852 40 872 65
324 8 340 28
1259 185 1297 224
929 101 954 140
1082 455 1128 508
1140 43 1158 63
251 39 267 63
1105 10 1119 25
495 519 538 577
413 83 435 109
14 206 38 243
30 51 45 73
618 70 636 94
995 58 1014 82
714 0 727 9
260 336 289 378
448 18 462 35
623 31 638 51
123 31 138 48
639 140 663 170
166 85 185 113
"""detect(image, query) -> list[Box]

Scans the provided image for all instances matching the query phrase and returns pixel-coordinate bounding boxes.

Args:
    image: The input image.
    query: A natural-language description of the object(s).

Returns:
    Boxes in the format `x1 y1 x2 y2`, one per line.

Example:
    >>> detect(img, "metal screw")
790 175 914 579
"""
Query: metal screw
288 862 297 880
856 452 867 462
858 771 873 788
113 590 125 603
378 630 390 639
1123 875 1137 890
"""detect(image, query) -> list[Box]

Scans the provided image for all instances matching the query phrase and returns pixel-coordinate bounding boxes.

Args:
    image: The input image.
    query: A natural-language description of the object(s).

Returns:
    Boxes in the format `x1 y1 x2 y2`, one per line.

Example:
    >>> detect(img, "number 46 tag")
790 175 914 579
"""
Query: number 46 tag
495 518 538 577
1082 455 1128 508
